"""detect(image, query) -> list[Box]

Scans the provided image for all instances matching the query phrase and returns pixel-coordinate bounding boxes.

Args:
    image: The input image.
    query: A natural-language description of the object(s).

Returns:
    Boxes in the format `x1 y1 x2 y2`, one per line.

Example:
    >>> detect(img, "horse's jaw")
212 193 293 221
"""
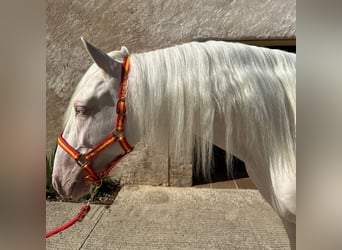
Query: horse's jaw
52 164 91 201
53 177 91 201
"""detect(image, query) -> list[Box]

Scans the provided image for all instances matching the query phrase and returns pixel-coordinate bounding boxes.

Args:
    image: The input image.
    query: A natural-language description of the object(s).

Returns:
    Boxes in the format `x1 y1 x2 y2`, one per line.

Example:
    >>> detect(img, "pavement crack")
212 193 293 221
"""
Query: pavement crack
78 207 106 250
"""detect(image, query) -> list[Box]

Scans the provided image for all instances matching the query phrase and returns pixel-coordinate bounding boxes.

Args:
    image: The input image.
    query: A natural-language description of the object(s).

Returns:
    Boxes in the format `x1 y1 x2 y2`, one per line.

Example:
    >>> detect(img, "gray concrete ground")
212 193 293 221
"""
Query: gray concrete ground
46 185 290 250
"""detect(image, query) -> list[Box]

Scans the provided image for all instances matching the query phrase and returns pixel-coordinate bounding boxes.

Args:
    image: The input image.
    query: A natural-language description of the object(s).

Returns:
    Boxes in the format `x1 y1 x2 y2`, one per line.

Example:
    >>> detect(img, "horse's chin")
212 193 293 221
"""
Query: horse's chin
54 178 90 201
68 181 90 201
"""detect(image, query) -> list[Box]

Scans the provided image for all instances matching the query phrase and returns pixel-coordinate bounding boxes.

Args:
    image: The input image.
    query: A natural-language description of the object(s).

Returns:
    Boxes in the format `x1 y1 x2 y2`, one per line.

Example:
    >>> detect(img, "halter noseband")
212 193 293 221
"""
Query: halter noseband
57 56 133 186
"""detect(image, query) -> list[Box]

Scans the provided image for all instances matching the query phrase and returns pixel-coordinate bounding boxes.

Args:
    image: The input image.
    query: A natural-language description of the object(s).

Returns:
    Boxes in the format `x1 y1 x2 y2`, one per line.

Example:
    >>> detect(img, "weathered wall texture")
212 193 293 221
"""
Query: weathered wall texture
47 0 296 186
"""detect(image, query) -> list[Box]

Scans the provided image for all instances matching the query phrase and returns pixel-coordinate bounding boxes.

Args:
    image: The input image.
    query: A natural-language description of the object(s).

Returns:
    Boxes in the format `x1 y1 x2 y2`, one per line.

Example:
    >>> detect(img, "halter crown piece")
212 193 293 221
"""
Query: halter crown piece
57 56 133 186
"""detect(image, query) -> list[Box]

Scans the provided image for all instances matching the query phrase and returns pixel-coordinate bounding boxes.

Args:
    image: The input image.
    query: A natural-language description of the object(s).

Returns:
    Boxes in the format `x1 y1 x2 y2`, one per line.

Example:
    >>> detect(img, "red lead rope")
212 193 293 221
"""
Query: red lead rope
46 204 91 238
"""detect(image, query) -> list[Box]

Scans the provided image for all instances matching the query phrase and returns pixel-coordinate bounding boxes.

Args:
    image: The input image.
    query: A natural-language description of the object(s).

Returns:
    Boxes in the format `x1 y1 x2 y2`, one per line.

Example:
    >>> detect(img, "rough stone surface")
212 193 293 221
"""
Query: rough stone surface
47 0 296 186
46 202 106 250
109 142 169 186
46 186 290 249
109 143 193 187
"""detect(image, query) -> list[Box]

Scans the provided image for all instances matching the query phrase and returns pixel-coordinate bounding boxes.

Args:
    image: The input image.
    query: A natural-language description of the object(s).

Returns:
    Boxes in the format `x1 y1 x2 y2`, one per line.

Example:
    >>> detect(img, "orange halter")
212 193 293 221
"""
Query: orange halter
57 56 133 186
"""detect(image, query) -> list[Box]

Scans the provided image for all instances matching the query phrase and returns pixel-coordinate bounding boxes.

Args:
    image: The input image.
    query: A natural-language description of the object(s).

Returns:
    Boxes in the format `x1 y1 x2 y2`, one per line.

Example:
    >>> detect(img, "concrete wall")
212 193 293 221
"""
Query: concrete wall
47 0 296 186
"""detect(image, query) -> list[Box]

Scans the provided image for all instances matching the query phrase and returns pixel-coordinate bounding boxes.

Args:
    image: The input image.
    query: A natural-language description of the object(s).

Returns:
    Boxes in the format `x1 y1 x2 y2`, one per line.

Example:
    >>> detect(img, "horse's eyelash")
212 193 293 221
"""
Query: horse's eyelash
75 106 87 114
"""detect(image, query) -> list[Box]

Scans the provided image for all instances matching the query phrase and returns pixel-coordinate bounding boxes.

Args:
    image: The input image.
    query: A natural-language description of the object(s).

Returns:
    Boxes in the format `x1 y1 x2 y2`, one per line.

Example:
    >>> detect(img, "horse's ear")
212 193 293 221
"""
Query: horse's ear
81 37 120 77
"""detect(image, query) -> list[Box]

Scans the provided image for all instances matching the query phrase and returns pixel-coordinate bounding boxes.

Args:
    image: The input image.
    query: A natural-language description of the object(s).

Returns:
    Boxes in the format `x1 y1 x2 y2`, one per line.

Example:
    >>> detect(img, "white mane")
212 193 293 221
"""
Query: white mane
127 41 296 178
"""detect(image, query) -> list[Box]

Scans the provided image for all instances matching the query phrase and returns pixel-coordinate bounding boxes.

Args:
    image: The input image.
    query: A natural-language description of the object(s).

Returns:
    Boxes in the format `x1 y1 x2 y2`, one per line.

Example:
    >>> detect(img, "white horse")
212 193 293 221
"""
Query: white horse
52 38 296 249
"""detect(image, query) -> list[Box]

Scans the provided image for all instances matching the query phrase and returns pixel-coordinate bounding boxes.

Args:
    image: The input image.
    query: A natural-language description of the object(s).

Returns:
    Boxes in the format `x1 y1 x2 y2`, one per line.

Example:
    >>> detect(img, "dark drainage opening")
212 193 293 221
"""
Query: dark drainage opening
192 145 248 185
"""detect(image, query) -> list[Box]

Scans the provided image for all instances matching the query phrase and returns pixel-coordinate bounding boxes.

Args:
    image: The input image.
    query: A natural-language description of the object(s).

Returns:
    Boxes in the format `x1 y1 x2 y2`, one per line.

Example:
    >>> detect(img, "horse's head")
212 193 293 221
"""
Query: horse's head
52 38 135 200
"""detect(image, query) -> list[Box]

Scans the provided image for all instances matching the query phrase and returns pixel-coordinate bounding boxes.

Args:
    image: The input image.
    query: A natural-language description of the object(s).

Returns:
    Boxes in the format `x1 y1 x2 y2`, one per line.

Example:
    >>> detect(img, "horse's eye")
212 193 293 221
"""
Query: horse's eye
75 106 87 116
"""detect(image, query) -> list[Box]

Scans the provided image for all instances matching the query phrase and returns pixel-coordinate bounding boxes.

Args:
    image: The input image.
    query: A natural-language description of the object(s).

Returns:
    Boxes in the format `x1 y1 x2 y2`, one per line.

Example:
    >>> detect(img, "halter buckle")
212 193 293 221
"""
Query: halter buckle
116 99 126 115
76 154 88 167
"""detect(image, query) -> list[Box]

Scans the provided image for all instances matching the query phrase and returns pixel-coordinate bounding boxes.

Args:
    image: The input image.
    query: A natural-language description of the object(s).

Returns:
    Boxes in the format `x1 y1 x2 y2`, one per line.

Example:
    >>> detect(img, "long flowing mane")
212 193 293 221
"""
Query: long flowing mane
127 41 296 178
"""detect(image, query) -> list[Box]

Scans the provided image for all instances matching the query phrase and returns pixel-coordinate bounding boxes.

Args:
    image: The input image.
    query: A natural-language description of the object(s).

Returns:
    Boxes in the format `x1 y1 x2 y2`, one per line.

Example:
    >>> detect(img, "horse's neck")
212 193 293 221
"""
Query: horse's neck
212 114 255 165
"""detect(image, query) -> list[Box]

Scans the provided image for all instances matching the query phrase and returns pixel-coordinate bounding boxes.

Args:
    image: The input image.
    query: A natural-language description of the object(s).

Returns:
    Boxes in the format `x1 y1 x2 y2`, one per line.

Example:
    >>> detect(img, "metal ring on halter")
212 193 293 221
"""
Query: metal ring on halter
87 181 103 205
112 130 124 138
76 154 89 167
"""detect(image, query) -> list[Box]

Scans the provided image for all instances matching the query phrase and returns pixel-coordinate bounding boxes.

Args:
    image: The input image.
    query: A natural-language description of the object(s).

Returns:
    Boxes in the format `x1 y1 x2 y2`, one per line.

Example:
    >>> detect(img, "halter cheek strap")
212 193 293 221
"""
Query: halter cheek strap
57 56 133 186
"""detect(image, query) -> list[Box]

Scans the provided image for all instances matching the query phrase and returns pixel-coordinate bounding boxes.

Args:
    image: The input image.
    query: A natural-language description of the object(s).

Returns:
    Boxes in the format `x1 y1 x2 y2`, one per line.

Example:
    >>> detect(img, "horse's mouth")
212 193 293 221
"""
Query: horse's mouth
69 181 90 201
53 177 89 201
